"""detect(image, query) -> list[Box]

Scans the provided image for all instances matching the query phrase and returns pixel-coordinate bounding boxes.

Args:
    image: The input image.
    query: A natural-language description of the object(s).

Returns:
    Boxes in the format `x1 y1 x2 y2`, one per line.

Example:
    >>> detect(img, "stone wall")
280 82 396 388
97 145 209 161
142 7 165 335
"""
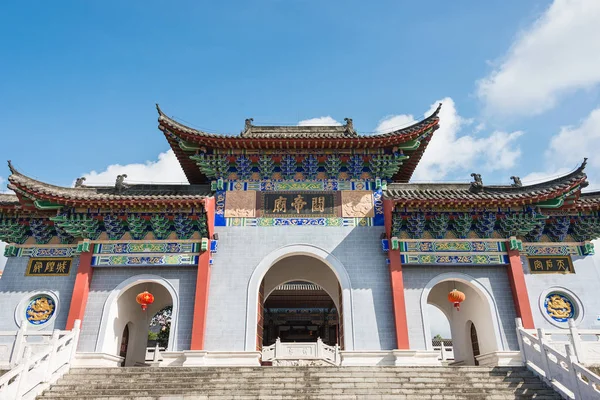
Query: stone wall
402 265 519 351
77 267 197 352
206 225 396 351
0 256 79 331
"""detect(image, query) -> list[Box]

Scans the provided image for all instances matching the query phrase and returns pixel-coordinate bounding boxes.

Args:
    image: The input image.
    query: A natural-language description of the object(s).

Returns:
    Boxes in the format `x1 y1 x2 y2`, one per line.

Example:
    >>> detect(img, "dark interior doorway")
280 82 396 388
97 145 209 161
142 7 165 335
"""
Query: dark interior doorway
119 324 130 366
470 322 480 366
262 281 339 347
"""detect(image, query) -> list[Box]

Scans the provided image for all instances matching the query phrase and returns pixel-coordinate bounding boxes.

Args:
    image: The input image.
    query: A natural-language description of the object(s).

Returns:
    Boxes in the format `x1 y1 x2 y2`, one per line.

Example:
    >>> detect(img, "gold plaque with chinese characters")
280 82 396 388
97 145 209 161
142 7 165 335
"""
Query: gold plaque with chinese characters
341 191 374 218
260 192 337 217
26 258 72 276
527 256 574 274
224 190 257 217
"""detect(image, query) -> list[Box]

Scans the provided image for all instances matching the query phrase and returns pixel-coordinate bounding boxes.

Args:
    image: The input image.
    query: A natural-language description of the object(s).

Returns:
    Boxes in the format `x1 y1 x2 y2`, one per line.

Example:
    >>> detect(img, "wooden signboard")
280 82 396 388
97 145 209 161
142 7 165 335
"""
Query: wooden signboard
527 256 574 274
26 258 72 276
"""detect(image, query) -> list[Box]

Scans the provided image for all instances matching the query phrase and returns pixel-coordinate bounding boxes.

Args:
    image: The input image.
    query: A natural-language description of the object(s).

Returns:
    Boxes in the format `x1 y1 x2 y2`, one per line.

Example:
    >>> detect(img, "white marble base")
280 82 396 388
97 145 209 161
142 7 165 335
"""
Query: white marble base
476 351 523 367
182 351 261 367
392 350 442 366
72 352 124 368
340 351 395 366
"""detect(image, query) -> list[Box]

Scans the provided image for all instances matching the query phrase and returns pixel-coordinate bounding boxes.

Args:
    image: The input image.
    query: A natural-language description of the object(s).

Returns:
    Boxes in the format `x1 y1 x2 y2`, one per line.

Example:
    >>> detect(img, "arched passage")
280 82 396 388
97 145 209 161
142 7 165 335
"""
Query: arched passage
420 272 506 365
245 244 354 351
95 275 179 366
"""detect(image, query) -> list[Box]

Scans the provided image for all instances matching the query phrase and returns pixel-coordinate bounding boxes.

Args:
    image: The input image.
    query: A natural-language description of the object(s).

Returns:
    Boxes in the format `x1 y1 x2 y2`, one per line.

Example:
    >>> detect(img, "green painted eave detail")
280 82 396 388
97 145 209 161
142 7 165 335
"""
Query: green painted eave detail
179 140 202 152
34 200 63 210
396 140 420 151
534 197 565 209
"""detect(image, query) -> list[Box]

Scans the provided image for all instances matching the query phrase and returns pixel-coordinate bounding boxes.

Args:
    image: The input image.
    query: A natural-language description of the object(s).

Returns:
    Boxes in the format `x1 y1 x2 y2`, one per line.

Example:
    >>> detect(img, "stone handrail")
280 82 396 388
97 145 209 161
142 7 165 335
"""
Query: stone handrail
261 338 340 365
516 318 600 399
432 341 454 361
0 320 81 400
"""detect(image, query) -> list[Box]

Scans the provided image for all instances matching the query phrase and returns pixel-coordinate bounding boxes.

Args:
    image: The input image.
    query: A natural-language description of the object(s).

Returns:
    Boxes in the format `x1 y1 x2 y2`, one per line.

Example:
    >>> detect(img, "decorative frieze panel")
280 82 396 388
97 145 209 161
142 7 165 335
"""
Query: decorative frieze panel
401 254 508 265
400 240 506 253
93 241 200 254
91 254 199 267
341 191 374 218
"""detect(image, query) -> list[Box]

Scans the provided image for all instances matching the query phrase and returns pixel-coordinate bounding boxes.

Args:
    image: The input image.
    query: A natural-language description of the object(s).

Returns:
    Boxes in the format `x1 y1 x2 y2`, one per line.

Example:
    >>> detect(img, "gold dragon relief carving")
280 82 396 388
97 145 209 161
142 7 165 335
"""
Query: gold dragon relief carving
224 190 257 218
341 191 374 218
26 296 55 324
545 294 574 321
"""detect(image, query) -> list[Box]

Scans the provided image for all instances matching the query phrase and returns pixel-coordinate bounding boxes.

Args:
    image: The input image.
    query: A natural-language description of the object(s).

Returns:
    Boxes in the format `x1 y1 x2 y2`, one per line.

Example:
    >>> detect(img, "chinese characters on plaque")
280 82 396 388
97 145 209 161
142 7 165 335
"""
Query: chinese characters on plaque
26 258 72 276
527 256 574 274
262 192 336 217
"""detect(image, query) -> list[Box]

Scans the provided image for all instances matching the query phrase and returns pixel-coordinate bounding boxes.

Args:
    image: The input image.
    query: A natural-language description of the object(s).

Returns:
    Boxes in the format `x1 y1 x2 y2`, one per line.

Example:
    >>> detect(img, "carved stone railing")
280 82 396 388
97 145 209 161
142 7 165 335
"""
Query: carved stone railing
516 318 600 399
432 340 454 361
0 320 81 400
261 338 340 366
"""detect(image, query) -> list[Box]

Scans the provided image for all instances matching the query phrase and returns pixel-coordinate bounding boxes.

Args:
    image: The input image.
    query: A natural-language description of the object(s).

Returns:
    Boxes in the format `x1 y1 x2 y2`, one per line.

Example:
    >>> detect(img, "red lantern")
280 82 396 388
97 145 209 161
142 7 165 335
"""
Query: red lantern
136 291 154 311
448 289 466 311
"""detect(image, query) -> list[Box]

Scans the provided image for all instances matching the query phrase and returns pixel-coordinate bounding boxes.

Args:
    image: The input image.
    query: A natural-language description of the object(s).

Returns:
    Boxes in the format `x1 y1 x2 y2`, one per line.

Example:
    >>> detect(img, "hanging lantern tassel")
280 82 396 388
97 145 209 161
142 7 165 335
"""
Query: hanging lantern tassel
136 291 155 311
448 289 466 311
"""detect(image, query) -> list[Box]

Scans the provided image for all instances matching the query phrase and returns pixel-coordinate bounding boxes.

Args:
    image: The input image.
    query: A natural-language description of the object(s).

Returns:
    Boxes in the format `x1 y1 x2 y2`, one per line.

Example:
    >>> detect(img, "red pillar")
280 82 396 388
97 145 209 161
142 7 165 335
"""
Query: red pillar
190 245 211 350
383 199 410 349
66 249 94 330
506 246 535 329
190 196 216 350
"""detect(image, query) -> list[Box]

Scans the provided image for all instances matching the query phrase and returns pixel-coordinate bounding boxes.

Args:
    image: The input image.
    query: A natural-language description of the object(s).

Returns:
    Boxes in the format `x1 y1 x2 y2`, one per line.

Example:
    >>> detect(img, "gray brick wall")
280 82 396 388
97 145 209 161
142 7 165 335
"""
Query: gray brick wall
206 226 396 351
402 265 519 351
522 255 600 330
0 256 79 331
78 267 197 352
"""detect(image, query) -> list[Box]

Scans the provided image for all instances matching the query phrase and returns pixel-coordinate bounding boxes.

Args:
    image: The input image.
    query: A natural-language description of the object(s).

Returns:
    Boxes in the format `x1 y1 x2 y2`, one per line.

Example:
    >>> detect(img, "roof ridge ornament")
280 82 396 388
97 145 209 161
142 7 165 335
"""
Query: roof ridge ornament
115 174 128 192
74 177 86 188
510 176 522 187
7 160 17 174
344 118 354 133
244 118 253 131
470 173 483 193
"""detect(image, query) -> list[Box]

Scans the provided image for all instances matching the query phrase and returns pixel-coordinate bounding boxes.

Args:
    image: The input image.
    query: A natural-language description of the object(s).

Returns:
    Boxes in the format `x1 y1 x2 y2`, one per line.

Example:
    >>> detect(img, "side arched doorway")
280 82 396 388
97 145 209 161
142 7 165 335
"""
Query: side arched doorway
245 245 354 351
421 273 505 365
95 275 179 366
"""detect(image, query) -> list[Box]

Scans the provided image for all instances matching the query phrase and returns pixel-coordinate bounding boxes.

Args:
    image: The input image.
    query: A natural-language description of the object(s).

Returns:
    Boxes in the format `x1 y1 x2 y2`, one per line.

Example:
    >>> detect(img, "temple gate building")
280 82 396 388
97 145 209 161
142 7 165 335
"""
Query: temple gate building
1 103 600 368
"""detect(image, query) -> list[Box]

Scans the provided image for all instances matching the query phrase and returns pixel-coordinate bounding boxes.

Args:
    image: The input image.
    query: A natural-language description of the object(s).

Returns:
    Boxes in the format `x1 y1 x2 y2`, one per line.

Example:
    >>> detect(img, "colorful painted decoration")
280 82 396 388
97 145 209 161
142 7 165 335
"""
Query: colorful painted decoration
136 291 155 311
26 295 56 325
544 293 575 322
448 289 465 311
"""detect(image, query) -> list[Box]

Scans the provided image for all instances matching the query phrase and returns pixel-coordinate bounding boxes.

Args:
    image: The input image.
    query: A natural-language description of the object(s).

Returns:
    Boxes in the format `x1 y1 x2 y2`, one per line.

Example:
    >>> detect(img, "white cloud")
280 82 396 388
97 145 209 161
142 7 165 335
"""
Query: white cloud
81 149 188 186
522 106 600 187
477 0 600 116
412 98 524 181
374 114 416 134
297 116 342 126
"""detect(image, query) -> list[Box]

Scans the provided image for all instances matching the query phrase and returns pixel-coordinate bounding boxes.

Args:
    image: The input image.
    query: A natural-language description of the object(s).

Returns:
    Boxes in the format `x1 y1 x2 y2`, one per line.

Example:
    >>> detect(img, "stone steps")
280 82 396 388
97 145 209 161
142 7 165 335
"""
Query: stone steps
37 366 561 400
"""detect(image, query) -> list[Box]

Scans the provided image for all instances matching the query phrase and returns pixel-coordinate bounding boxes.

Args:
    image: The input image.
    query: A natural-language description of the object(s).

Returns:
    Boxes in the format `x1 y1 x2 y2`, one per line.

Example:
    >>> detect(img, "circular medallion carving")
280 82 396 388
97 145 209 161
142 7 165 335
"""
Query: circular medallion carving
25 295 56 325
544 292 575 323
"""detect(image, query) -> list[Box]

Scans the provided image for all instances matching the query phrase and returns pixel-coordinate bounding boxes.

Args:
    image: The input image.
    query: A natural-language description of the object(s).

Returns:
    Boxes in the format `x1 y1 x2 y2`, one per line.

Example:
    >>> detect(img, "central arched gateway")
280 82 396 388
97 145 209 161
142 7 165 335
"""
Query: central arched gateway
245 244 354 351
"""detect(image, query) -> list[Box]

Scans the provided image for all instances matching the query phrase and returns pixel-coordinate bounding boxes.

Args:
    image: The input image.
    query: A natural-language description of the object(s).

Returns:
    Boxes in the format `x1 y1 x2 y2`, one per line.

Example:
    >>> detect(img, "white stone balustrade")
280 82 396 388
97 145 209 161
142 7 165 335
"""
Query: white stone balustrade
261 338 340 365
516 318 600 399
0 320 81 400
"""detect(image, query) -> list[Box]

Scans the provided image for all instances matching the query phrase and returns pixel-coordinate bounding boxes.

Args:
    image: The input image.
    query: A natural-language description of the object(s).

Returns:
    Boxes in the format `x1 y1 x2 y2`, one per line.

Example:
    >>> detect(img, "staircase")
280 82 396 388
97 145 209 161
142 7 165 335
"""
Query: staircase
37 366 560 399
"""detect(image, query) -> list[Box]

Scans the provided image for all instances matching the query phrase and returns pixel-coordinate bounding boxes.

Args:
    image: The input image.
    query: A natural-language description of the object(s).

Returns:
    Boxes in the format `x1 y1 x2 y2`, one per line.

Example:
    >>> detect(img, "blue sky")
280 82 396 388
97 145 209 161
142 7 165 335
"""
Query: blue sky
2 0 600 335
2 0 599 188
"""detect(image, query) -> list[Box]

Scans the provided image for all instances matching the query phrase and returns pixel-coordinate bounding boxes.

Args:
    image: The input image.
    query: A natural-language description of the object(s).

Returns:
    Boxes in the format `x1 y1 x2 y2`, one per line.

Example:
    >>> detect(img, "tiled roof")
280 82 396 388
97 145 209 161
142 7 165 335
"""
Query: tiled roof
0 193 19 206
241 125 356 139
384 161 589 208
574 191 600 210
157 103 441 141
7 162 211 207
